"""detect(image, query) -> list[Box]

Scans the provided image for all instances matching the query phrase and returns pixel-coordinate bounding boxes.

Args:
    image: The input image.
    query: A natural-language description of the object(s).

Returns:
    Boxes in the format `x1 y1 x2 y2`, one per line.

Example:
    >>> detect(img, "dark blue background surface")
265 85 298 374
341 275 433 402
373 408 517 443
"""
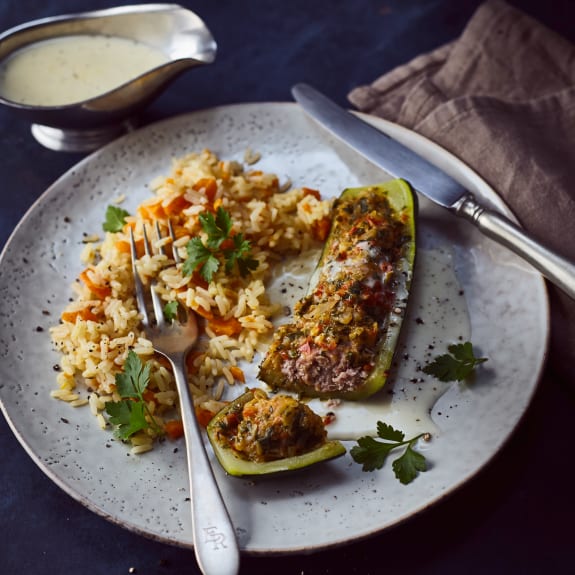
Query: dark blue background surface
1 1 574 573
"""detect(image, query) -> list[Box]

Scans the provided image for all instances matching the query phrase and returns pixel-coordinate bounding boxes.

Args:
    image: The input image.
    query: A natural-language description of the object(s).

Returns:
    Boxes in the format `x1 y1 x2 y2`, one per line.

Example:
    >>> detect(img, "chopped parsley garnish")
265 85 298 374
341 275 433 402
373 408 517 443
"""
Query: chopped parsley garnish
183 237 219 280
182 207 259 282
350 422 428 485
201 206 233 249
422 341 487 382
103 205 130 233
163 300 179 322
104 351 162 440
223 233 260 276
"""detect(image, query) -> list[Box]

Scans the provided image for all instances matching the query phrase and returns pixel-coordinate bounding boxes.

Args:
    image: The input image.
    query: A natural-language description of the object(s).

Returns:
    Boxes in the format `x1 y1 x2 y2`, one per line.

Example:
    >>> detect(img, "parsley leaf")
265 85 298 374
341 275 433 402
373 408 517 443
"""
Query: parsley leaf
223 233 259 277
350 421 429 485
200 254 221 282
104 350 162 440
103 205 130 233
163 301 179 322
105 400 148 440
422 341 487 382
350 436 398 472
200 208 232 249
183 207 259 282
182 237 216 278
392 444 427 485
115 350 151 398
376 420 405 442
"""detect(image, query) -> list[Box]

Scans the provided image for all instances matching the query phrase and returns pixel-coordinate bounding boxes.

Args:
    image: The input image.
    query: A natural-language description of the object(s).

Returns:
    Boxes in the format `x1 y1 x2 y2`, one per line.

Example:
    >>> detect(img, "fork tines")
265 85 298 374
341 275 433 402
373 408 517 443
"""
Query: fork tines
129 219 179 328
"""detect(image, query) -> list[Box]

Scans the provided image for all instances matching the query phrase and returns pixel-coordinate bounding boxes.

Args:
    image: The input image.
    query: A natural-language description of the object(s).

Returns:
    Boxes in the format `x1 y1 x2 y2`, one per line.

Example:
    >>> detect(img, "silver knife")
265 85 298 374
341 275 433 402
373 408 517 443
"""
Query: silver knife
292 82 575 301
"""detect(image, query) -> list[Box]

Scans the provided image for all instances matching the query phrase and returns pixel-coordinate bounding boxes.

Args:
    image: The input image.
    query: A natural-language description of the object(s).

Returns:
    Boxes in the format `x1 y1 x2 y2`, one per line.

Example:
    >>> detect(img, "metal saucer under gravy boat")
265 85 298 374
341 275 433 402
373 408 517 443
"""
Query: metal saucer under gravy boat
0 4 217 152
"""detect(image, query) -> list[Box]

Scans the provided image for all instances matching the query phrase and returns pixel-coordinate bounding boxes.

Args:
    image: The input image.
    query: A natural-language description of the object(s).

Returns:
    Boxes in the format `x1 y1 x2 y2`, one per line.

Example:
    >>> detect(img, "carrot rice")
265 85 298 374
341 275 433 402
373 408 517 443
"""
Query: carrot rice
49 149 332 452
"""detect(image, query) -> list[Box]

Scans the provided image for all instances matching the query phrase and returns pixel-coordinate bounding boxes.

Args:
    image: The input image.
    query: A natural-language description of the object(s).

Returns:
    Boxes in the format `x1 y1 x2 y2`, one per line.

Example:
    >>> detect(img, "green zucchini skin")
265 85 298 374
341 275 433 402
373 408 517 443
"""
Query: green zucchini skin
206 390 346 477
258 179 416 400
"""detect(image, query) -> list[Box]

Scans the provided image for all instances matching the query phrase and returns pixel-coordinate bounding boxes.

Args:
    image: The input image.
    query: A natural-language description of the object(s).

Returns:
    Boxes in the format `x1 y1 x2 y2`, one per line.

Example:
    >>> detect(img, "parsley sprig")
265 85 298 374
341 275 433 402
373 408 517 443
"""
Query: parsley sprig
350 422 428 485
104 351 162 440
103 205 130 233
422 341 487 382
182 207 258 282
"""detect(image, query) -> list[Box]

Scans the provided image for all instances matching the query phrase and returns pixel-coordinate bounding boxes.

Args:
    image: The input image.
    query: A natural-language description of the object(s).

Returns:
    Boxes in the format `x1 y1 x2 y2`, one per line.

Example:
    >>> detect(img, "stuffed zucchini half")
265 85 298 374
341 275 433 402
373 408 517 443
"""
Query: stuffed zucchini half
258 179 416 400
207 389 345 476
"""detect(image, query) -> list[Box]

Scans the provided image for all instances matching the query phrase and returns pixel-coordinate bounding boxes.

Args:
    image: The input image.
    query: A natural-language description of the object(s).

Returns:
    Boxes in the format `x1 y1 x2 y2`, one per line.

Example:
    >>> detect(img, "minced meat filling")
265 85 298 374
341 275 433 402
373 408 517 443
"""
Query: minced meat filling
259 188 410 395
213 390 327 462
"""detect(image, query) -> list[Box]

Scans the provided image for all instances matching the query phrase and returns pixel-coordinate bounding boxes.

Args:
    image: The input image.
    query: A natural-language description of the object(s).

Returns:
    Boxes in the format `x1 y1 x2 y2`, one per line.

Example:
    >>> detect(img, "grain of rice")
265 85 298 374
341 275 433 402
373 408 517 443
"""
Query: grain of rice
155 391 177 406
89 393 99 416
214 379 226 400
131 444 154 455
221 366 234 386
243 148 261 165
70 398 89 407
50 390 79 401
131 433 154 446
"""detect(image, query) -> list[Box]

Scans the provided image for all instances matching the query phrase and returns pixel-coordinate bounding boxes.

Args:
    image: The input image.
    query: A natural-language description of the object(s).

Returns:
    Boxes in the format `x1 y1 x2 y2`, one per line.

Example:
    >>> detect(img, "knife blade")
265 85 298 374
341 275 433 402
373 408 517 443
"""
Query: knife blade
292 82 575 301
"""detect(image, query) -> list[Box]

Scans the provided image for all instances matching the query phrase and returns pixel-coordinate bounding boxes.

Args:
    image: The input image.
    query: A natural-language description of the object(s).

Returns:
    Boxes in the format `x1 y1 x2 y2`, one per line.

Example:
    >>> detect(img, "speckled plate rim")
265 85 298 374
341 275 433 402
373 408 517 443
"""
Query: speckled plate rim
0 102 549 554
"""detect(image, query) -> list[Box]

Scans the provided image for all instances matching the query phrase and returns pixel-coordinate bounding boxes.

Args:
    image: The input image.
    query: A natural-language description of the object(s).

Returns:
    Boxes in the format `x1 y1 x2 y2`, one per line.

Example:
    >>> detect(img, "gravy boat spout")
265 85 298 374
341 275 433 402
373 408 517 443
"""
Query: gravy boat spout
0 4 217 151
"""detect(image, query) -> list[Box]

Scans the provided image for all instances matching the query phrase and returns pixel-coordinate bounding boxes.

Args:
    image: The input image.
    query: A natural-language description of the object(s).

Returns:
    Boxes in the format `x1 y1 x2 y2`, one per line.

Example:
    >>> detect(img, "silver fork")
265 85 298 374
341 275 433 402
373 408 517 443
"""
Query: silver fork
129 221 240 575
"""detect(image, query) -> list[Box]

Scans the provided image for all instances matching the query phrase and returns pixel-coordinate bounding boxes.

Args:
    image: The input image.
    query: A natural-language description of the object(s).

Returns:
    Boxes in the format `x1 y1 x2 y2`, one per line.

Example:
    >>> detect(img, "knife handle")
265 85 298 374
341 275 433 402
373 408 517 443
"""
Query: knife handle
454 194 575 301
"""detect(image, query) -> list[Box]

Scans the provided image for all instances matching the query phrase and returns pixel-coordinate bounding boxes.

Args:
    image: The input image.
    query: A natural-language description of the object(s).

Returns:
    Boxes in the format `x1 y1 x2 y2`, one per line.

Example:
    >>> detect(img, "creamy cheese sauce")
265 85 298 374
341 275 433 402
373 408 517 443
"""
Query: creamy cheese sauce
0 35 169 106
263 245 470 440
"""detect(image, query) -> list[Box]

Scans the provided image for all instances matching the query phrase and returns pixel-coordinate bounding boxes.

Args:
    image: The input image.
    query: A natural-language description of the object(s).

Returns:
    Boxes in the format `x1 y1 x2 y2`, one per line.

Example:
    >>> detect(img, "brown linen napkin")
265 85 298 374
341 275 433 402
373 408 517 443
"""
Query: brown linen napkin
349 0 575 380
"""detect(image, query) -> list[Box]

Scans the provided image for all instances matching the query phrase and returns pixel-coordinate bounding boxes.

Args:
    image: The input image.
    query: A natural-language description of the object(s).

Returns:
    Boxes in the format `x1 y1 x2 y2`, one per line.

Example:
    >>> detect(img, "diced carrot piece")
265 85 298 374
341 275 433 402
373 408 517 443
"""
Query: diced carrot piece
143 389 156 403
207 316 243 337
138 201 165 220
122 220 137 232
165 419 185 440
115 240 130 253
192 178 218 203
195 407 216 428
79 269 111 299
311 216 332 242
229 366 245 383
61 307 100 323
190 271 209 290
115 238 145 258
193 305 214 320
219 238 235 251
60 310 77 323
171 223 189 239
164 195 191 216
302 187 321 200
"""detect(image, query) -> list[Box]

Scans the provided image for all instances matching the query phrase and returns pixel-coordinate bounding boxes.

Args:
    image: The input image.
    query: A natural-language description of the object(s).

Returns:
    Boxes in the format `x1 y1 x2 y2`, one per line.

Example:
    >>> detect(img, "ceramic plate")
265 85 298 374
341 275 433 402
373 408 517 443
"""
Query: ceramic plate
0 103 548 554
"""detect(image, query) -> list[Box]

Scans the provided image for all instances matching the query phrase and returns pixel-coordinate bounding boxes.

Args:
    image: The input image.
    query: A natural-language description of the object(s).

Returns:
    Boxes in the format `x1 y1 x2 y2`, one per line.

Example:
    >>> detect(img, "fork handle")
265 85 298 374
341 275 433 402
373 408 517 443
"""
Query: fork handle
171 354 240 575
